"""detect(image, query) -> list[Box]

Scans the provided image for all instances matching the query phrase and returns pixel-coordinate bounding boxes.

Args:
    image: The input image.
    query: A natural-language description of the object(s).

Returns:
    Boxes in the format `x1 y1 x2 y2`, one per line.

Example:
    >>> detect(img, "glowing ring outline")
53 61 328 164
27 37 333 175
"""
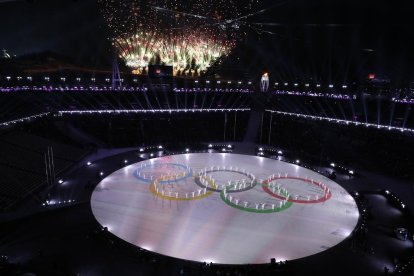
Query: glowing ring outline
149 177 216 201
134 162 193 184
195 168 257 193
262 176 332 204
220 184 293 213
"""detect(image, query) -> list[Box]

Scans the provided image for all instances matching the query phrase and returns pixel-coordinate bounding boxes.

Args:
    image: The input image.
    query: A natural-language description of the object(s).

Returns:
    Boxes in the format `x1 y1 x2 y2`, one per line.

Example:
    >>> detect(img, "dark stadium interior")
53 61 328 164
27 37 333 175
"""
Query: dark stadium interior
1 0 414 275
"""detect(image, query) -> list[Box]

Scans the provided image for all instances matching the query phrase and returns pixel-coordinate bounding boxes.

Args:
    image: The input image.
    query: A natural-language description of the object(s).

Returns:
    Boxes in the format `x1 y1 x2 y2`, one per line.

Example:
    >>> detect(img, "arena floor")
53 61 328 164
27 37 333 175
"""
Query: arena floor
91 153 359 264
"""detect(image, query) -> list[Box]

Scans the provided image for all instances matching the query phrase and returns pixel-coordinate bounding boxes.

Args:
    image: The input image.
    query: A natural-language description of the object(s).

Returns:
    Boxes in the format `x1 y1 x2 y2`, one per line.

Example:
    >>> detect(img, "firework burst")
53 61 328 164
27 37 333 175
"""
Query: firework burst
99 0 257 76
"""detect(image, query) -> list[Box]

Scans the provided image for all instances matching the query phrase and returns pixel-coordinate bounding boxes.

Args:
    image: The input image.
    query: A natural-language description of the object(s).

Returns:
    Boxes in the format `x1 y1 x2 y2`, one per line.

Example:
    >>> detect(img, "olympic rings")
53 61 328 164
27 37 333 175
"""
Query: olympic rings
136 162 331 211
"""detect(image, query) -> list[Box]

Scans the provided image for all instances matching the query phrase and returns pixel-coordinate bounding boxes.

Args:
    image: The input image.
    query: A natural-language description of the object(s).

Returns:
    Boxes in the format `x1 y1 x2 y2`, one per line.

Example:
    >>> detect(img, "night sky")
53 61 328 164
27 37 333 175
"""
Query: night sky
1 0 414 83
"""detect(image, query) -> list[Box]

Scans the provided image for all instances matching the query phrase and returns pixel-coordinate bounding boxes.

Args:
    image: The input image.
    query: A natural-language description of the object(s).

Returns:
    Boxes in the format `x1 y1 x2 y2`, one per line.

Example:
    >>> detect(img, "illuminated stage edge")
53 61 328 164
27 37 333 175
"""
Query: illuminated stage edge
91 153 359 264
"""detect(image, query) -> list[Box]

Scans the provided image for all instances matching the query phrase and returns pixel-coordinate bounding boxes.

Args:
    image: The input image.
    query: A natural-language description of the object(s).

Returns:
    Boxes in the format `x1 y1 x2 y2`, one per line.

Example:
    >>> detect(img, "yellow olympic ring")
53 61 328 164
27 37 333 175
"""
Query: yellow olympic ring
149 175 216 201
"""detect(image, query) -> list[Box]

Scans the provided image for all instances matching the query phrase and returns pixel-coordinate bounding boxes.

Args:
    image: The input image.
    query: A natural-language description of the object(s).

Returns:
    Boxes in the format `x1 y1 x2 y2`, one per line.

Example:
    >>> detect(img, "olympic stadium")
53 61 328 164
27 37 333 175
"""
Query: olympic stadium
0 0 413 275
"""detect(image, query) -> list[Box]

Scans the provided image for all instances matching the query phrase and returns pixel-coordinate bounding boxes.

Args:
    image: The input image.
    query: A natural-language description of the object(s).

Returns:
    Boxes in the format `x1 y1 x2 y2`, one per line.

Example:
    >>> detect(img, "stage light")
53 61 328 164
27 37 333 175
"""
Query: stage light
349 170 354 175
329 84 334 88
100 172 104 176
316 84 321 87
284 83 288 86
208 144 213 148
58 179 64 184
277 150 283 155
385 190 390 194
150 153 154 157
124 160 128 164
294 83 298 86
401 203 405 208
305 83 310 87
259 148 263 151
227 145 232 148
186 148 190 152
87 161 92 166
330 163 336 167
342 85 347 89
158 145 163 149
296 160 300 164
139 148 144 152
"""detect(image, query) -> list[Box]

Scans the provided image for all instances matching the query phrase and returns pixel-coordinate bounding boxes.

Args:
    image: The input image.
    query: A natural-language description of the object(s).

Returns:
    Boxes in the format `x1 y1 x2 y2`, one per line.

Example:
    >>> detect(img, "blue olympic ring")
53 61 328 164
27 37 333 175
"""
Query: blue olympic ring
133 162 193 184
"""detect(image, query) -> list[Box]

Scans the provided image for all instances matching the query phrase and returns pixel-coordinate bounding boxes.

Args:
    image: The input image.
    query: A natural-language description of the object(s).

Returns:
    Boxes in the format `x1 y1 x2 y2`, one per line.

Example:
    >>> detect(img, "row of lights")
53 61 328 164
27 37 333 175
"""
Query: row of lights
0 112 50 127
173 88 253 93
58 109 250 116
0 86 149 92
208 144 233 152
352 191 369 231
392 98 414 104
269 110 414 133
0 76 359 90
383 190 406 210
272 90 357 100
0 76 254 85
274 82 349 89
42 199 76 206
85 146 164 168
330 163 354 175
257 147 283 157
193 80 253 85
165 145 233 155
85 144 234 179
0 86 256 93
0 76 123 83
258 147 283 155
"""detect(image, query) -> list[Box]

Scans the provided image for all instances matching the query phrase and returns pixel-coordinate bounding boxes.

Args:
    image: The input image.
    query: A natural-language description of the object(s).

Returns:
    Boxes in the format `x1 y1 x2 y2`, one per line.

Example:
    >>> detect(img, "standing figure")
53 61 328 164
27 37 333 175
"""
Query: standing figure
260 72 269 92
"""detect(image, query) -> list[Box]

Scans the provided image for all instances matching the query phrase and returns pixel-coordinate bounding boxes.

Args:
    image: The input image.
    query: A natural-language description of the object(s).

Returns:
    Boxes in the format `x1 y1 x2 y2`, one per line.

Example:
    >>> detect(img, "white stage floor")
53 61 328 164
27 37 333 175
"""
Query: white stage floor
91 153 359 264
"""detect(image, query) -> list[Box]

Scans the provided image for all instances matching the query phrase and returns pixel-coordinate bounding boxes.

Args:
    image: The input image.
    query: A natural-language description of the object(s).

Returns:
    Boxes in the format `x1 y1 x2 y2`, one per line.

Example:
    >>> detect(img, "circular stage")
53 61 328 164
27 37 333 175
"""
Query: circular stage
91 153 359 264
